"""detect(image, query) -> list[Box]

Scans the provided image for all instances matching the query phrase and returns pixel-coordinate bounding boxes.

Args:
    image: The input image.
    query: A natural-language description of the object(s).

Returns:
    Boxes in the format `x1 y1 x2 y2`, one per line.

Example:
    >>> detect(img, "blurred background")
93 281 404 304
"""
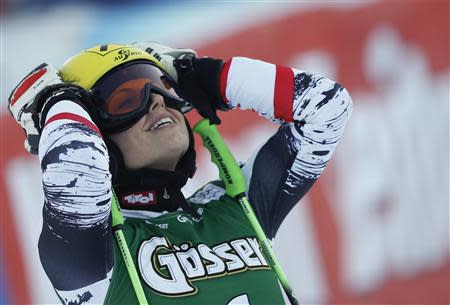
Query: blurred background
1 0 448 304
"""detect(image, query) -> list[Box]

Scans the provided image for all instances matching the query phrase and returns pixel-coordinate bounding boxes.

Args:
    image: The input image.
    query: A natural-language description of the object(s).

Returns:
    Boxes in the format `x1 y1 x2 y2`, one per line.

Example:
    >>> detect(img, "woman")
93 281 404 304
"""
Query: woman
8 42 352 304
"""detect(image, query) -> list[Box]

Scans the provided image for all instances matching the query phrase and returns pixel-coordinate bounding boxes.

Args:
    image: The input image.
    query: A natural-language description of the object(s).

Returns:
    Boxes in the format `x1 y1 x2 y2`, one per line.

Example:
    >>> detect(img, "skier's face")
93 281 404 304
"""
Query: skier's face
109 82 190 171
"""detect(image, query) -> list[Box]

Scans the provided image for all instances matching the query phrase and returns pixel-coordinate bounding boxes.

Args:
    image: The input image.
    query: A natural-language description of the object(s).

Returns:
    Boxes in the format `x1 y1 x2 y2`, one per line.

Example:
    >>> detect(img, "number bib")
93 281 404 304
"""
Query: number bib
105 184 286 305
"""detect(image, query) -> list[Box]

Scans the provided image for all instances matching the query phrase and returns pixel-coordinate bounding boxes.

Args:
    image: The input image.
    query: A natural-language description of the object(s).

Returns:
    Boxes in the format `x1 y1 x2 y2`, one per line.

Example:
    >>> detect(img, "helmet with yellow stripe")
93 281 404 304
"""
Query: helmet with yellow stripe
59 44 192 134
60 44 164 90
58 43 197 195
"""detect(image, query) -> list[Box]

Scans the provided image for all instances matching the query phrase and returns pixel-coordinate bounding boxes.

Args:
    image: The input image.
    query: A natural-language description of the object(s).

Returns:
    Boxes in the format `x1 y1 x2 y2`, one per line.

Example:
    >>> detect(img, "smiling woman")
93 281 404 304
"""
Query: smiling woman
88 61 192 170
108 91 190 170
7 42 352 304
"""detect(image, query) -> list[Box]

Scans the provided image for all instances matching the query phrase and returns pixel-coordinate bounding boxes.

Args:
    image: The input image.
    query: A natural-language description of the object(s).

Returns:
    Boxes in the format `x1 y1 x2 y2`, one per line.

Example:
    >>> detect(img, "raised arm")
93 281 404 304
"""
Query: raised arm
220 57 352 238
129 43 352 239
8 64 114 303
38 100 113 295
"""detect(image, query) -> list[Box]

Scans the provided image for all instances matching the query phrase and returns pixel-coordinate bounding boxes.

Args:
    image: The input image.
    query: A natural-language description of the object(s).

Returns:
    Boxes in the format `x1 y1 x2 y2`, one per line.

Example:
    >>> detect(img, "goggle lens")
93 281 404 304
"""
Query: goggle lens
92 62 192 133
104 78 147 115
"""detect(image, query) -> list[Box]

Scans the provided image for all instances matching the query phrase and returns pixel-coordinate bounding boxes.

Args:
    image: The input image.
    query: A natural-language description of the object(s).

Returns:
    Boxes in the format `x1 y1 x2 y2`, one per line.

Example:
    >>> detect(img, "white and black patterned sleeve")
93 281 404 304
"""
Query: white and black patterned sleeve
220 57 353 239
38 100 113 304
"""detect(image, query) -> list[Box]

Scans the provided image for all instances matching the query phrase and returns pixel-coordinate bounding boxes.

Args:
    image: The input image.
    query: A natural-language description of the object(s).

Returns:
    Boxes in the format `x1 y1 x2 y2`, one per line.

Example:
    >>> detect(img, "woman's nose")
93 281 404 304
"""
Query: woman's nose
149 93 165 112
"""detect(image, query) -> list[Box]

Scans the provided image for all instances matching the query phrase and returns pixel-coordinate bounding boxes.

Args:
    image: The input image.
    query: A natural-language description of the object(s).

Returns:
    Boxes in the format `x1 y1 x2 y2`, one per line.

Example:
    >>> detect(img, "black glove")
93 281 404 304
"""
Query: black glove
174 57 230 125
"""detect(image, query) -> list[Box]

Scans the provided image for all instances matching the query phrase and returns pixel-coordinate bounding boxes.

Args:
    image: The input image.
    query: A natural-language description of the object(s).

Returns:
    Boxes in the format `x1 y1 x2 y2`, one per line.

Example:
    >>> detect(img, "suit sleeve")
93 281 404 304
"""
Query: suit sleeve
37 100 113 303
220 57 353 239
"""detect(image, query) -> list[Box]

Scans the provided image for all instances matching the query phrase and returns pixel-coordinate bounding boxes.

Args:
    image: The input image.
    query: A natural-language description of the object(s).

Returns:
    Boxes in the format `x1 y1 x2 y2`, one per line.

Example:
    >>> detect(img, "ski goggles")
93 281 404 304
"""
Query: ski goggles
91 61 193 133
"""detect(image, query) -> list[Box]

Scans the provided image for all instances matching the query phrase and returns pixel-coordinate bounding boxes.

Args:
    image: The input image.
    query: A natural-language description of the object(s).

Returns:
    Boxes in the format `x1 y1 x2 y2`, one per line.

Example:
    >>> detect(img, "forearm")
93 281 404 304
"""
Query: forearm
38 100 113 292
222 56 352 176
39 100 112 229
221 57 352 125
231 57 353 237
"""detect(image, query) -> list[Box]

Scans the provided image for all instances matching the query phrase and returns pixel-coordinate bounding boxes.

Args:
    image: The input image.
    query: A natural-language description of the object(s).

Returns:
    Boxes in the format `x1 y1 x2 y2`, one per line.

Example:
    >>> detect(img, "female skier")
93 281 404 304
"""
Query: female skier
8 42 352 304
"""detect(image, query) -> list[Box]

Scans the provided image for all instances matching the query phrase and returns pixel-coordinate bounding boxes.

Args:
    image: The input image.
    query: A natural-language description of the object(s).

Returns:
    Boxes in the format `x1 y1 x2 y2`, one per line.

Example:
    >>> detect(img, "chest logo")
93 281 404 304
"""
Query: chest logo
121 190 157 207
138 236 269 296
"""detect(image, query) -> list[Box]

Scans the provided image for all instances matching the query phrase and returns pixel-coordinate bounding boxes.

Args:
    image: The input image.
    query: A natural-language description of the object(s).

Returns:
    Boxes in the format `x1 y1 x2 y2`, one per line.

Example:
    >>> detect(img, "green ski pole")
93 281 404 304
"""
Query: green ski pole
193 118 299 305
111 190 149 305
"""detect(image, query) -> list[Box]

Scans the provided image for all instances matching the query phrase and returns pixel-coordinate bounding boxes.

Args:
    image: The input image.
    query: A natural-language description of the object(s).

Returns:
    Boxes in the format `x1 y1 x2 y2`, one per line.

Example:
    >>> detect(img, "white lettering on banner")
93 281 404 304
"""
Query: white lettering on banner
138 236 195 295
331 25 449 294
197 244 227 275
138 236 270 296
176 248 206 279
231 239 263 267
213 243 246 271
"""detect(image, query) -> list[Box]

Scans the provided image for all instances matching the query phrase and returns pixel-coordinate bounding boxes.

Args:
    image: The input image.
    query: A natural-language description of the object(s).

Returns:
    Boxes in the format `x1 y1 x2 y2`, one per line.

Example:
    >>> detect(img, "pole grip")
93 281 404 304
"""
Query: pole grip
193 119 246 198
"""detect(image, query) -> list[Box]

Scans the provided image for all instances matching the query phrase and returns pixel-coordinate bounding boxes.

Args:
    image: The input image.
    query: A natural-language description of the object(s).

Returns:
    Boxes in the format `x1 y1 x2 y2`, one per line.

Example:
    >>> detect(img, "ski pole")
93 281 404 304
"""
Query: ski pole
111 190 149 305
193 118 299 305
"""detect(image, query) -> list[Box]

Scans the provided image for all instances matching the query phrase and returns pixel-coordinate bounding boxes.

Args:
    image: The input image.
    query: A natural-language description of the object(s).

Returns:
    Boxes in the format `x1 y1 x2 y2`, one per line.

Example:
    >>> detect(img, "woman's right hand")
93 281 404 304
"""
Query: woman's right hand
8 63 92 154
8 63 63 154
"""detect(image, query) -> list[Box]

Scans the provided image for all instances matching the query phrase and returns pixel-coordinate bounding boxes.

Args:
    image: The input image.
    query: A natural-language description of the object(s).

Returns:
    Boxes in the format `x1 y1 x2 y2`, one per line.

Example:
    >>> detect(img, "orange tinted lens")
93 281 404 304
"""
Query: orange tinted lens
104 78 149 115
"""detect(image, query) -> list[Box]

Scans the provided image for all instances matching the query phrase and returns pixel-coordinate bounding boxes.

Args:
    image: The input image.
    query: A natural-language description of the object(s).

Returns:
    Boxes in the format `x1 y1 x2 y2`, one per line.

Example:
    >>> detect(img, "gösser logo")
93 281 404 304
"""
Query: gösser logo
122 191 157 206
138 236 269 296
